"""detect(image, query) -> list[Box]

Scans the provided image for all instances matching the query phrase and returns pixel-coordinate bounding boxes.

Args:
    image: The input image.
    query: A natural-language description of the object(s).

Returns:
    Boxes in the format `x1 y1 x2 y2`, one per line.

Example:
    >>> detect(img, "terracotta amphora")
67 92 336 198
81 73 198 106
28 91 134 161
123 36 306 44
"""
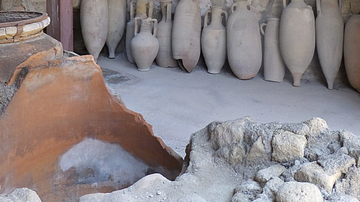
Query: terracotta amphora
156 0 177 68
316 0 343 89
172 0 201 73
227 0 262 80
125 0 153 63
344 15 360 92
131 15 159 71
201 6 228 74
260 18 285 82
106 0 127 59
279 0 315 87
80 0 108 62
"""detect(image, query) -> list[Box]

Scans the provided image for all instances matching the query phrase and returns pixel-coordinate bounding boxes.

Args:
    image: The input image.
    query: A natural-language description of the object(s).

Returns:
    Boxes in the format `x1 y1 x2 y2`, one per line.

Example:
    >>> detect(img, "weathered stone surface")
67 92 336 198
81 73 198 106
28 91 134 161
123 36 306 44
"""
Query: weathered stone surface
0 56 183 201
295 162 339 193
255 164 287 184
303 117 329 137
349 148 360 167
326 193 360 202
272 130 307 163
276 181 323 202
261 177 284 200
340 130 360 150
335 167 360 200
232 180 262 202
246 136 268 167
317 149 355 176
0 188 41 202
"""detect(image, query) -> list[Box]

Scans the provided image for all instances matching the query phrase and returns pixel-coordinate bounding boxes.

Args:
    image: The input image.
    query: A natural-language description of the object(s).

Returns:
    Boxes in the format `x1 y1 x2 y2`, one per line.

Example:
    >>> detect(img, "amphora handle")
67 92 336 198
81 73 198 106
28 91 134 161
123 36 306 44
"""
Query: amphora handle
260 23 266 35
316 0 321 15
204 9 211 28
151 18 158 36
130 0 136 20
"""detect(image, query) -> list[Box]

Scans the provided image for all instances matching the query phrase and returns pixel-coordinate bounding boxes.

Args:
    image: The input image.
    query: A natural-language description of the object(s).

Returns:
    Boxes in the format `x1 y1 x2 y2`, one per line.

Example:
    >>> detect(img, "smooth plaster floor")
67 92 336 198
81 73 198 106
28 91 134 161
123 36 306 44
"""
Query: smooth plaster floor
98 54 360 157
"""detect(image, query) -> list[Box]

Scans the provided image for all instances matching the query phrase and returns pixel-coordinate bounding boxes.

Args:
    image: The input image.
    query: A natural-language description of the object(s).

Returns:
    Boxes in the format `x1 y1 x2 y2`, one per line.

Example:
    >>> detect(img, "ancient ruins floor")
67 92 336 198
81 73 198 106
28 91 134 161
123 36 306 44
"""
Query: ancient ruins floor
98 54 360 157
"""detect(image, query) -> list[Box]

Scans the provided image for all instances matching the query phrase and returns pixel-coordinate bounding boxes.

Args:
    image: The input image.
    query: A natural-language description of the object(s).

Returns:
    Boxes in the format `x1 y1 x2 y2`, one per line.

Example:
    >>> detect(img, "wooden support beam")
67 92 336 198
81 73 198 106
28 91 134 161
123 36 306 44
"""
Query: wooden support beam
46 0 73 51
60 0 73 51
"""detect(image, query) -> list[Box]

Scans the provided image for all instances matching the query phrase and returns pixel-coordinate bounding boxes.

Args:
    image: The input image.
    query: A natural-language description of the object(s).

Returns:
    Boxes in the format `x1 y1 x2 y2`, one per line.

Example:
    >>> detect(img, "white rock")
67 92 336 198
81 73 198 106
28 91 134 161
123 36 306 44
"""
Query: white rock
272 130 307 163
0 188 41 202
294 162 340 193
303 117 328 137
326 193 360 202
255 164 287 184
276 181 323 202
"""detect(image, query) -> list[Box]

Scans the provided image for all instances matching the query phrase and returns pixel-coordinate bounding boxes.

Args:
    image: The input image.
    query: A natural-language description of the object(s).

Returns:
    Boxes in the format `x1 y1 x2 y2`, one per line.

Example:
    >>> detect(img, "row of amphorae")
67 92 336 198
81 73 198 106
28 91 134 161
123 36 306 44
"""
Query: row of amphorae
80 0 360 91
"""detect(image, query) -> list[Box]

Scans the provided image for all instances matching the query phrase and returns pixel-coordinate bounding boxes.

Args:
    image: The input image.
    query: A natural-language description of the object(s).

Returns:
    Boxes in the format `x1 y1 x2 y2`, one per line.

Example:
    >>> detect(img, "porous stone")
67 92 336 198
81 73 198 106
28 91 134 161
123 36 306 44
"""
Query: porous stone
232 180 262 202
0 188 42 202
349 148 360 167
303 117 329 137
272 130 307 163
326 193 360 202
295 162 340 193
246 136 268 166
255 164 287 184
261 177 284 200
317 149 355 176
334 167 360 200
276 181 323 202
340 130 360 150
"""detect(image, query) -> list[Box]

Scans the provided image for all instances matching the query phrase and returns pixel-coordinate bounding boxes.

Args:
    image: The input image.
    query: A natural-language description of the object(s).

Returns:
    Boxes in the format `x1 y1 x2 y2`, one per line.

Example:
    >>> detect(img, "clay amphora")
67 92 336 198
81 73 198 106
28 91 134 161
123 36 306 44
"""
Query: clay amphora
156 0 177 68
201 6 228 74
344 15 360 92
260 18 285 82
227 0 262 79
106 0 127 59
316 0 343 89
80 0 108 61
131 15 159 71
172 0 201 73
279 0 315 87
125 0 153 63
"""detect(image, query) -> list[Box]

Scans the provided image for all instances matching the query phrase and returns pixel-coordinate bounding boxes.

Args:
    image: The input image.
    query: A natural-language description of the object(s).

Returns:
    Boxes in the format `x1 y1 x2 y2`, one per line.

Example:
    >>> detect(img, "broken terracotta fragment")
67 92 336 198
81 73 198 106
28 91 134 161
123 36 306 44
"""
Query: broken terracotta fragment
0 55 183 201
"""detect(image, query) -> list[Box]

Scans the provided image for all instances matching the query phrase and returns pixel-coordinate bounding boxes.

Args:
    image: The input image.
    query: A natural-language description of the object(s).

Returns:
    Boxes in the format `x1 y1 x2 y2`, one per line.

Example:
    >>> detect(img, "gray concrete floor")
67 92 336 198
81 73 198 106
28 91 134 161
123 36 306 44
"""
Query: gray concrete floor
98 54 360 157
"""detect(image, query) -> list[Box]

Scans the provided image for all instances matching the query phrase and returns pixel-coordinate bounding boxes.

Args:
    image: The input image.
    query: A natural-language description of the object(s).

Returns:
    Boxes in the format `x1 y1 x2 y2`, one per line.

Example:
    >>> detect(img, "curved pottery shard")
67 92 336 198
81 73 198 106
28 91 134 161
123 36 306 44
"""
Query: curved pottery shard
0 55 183 201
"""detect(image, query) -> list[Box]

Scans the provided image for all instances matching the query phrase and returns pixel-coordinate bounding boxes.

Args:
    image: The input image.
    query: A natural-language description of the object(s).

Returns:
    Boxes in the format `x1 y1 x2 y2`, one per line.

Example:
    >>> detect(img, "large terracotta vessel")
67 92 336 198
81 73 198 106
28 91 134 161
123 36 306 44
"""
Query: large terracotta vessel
279 0 315 87
80 0 108 61
172 0 201 73
316 0 343 89
201 6 227 74
0 11 63 83
106 0 126 59
344 15 360 92
131 15 159 71
227 0 262 79
125 0 153 63
156 0 177 68
260 18 285 82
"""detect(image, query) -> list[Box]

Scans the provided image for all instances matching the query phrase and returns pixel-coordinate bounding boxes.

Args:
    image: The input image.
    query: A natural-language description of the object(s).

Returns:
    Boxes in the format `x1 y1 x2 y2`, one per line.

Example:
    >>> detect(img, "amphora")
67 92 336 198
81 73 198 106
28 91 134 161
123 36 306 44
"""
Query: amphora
227 0 262 79
201 6 228 74
316 0 343 89
344 15 360 92
260 18 285 82
156 0 177 68
80 0 108 61
126 0 153 63
106 0 126 59
279 0 315 86
172 0 201 73
131 15 159 71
